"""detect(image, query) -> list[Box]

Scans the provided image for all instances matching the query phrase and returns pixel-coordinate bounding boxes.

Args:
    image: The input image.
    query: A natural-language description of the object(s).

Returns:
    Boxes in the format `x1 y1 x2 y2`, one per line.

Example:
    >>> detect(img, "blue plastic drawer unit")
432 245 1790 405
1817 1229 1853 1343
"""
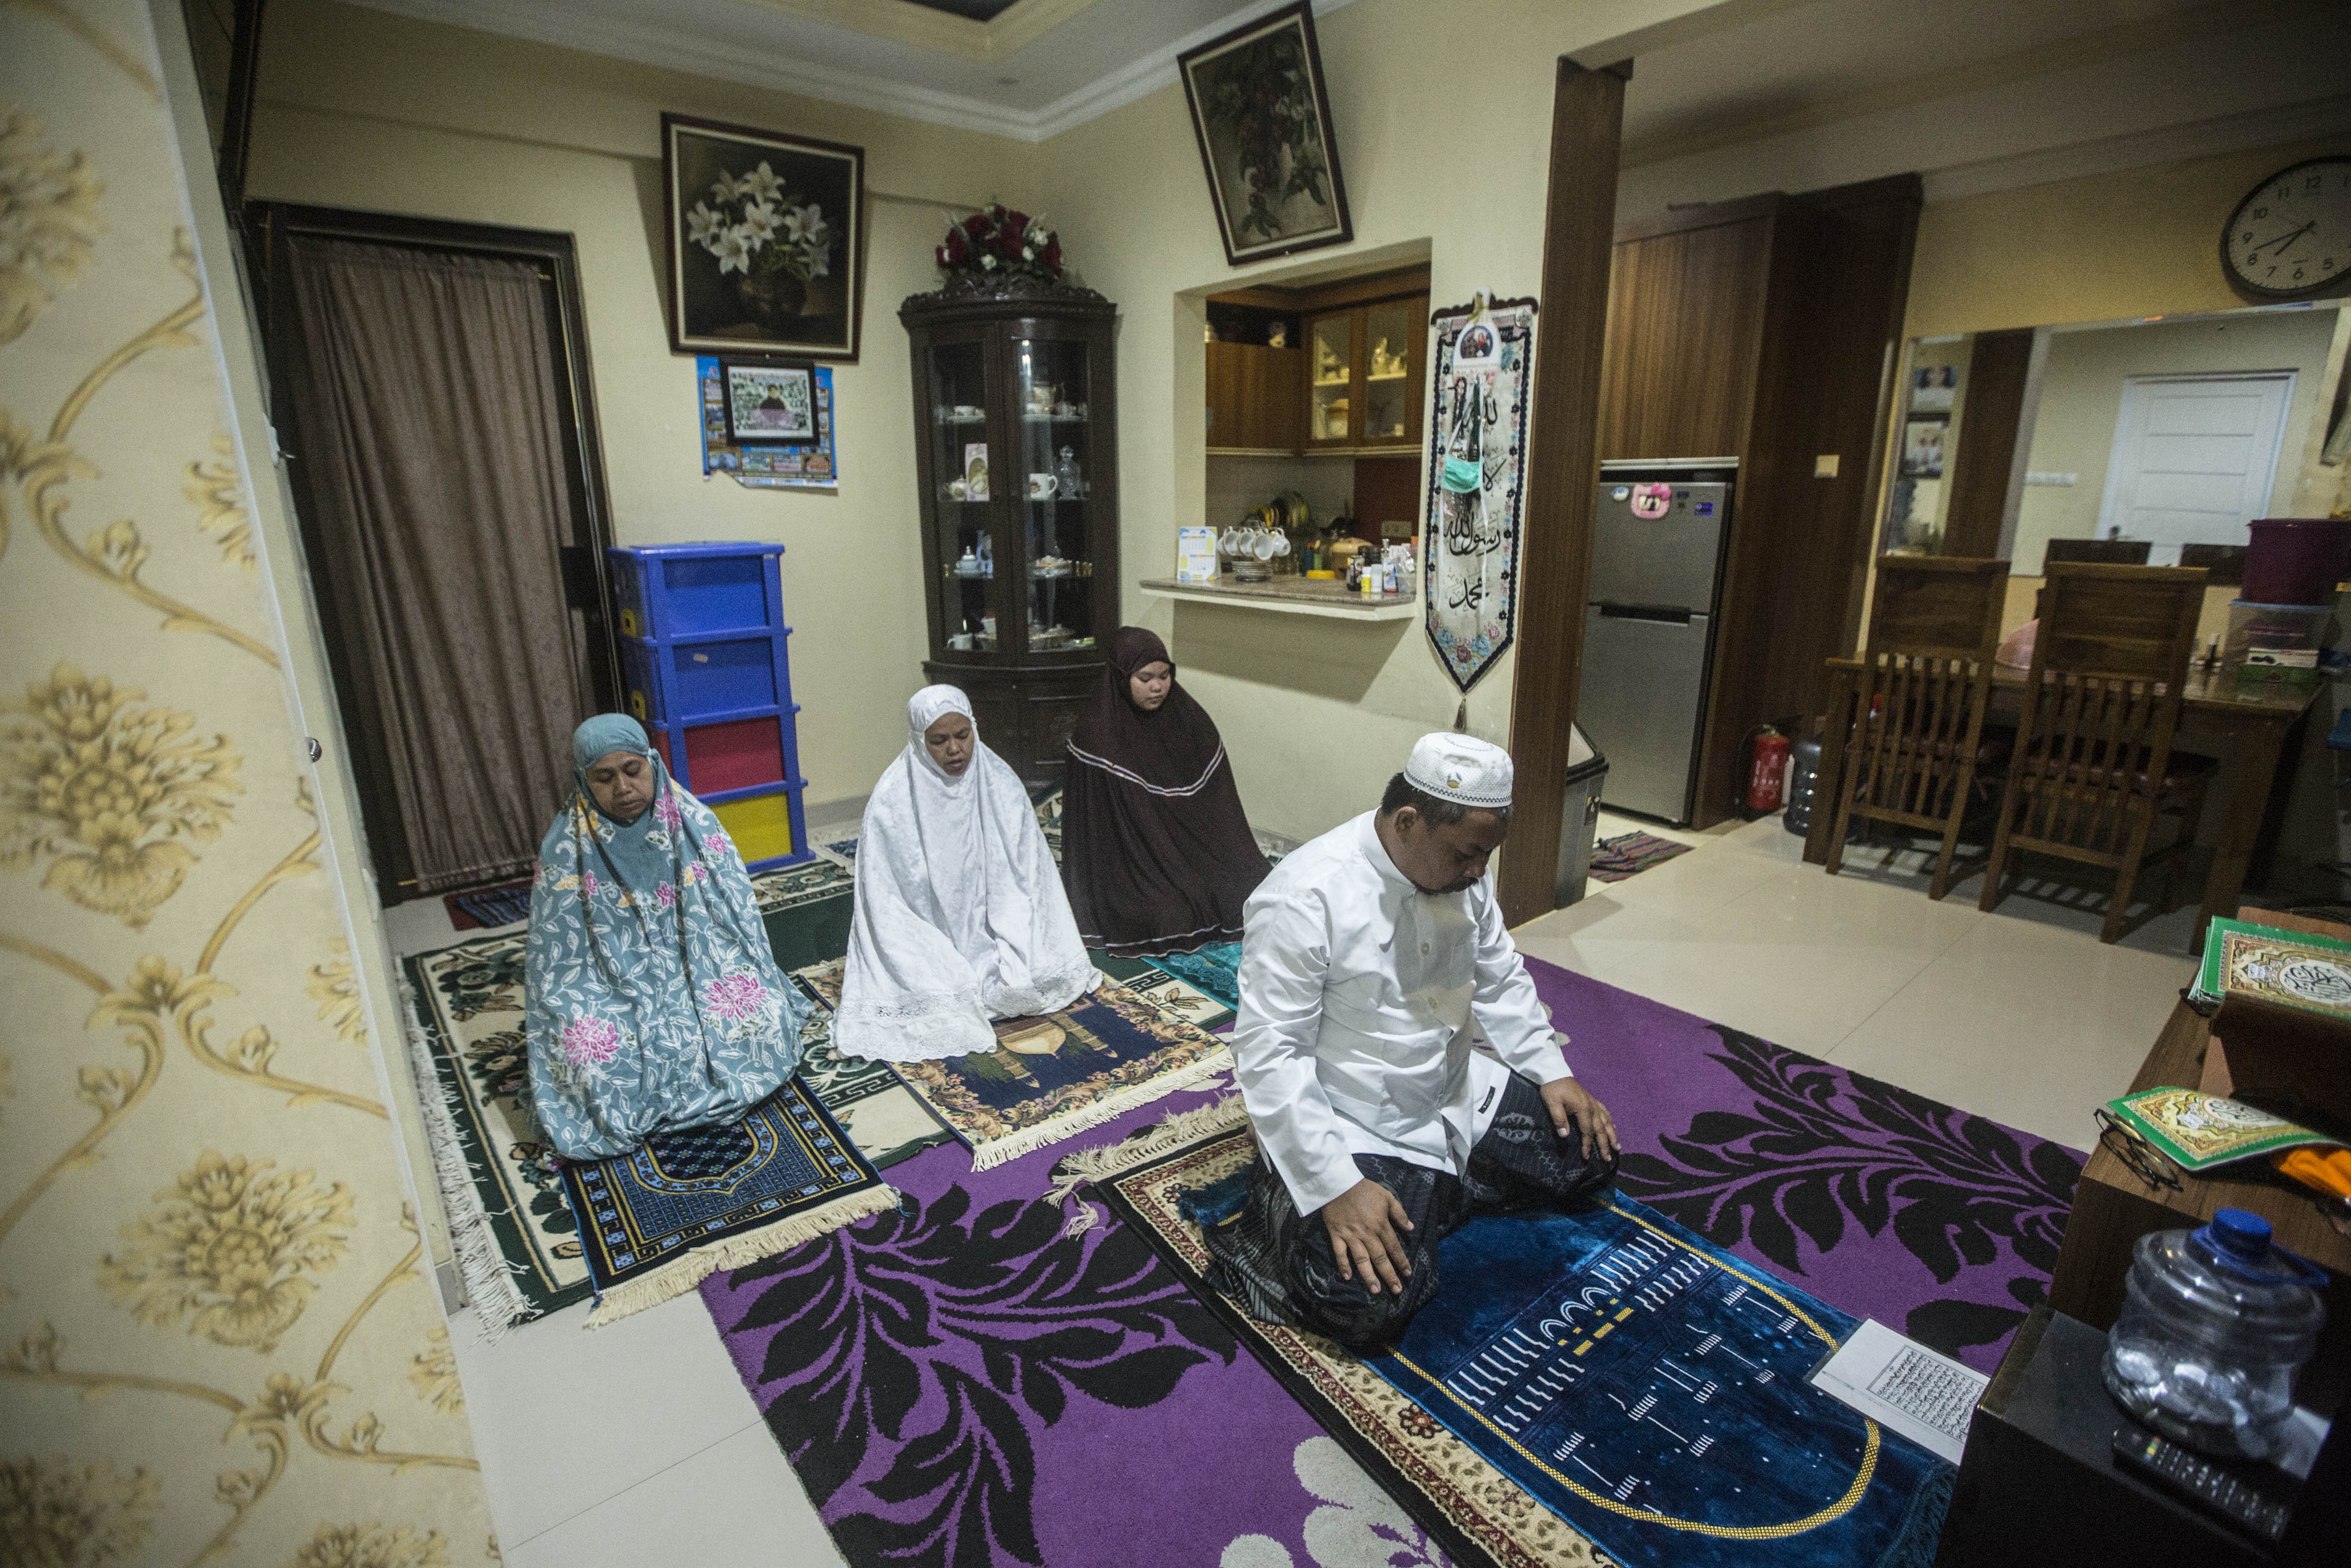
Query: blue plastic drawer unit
607 542 811 871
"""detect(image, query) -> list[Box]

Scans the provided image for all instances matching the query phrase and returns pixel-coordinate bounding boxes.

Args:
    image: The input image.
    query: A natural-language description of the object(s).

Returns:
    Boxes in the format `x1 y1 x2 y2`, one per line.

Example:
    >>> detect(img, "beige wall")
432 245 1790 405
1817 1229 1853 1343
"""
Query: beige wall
1033 0 1707 841
1906 134 2351 339
247 0 1039 819
2013 308 2342 573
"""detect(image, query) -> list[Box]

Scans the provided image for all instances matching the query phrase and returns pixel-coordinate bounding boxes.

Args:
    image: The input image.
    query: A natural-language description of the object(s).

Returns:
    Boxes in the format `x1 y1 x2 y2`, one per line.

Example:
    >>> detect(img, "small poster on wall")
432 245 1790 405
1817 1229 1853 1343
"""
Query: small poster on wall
698 355 837 489
1900 417 1947 479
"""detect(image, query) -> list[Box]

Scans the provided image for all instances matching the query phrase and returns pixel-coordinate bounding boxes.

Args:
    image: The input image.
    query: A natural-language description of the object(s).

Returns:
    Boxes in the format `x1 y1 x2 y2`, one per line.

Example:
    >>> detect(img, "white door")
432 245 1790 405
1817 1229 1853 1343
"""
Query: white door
2097 371 2296 563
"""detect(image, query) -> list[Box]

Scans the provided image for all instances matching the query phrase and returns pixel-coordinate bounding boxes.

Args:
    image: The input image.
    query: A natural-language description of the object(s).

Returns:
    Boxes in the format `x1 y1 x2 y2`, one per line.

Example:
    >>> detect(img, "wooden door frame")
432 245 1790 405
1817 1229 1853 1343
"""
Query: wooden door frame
1497 58 1629 927
244 201 622 898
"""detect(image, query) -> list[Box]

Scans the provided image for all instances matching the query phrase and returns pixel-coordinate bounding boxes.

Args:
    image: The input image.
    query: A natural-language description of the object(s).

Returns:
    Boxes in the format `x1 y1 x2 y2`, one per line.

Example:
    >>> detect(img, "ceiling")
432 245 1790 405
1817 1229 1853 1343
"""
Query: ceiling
345 0 2349 170
346 0 1326 139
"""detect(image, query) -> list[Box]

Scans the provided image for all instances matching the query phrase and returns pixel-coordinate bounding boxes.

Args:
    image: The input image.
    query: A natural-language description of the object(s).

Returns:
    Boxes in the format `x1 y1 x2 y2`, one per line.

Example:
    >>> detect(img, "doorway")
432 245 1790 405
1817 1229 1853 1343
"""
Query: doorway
249 203 621 900
2096 371 2296 563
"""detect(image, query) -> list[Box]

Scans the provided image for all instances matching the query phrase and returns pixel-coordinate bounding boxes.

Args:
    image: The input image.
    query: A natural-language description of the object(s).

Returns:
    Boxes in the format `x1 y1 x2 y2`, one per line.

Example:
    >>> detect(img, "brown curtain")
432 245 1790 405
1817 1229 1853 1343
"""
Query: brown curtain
283 237 593 893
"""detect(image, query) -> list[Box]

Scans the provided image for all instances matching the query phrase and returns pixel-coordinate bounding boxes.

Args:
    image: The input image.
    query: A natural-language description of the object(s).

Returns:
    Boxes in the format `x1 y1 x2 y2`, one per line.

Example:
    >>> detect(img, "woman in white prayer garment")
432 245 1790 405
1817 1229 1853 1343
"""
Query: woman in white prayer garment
833 685 1097 1062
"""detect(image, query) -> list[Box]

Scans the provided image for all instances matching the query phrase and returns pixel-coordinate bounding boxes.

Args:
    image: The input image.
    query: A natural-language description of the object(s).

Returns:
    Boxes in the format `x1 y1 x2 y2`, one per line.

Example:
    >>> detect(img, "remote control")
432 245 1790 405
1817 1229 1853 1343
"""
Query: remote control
2109 1427 2290 1544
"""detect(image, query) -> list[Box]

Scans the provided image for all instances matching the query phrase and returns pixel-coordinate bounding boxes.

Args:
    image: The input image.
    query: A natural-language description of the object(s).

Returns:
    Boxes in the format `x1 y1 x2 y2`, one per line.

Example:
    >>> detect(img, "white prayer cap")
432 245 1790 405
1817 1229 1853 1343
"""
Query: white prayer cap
1405 732 1513 809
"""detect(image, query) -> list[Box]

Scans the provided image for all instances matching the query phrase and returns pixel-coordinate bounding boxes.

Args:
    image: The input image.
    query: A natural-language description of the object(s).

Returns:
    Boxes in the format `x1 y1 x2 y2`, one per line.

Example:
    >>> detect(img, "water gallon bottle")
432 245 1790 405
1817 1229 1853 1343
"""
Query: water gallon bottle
2101 1208 2325 1460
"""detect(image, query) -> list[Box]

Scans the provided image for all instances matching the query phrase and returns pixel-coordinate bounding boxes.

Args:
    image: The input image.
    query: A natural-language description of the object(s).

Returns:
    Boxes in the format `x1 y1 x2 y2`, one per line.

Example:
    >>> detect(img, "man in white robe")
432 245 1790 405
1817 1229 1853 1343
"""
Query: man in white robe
1207 733 1620 1348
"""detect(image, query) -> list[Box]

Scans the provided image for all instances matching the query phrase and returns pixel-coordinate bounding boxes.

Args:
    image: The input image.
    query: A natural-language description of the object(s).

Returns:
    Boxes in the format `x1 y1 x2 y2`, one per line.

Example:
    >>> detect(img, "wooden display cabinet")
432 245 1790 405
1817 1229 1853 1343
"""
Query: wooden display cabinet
1205 340 1301 453
1303 292 1427 452
902 274 1119 787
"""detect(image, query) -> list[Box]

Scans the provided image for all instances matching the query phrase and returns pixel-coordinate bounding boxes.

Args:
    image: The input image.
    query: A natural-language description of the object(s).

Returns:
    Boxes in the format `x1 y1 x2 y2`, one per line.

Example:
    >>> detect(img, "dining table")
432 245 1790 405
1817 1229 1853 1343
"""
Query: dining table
1803 657 2323 942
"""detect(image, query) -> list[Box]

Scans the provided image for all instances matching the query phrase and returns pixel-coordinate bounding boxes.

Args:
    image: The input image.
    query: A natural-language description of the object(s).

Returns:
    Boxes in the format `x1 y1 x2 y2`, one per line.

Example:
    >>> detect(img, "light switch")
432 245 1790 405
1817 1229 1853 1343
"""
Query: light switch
1814 454 1840 478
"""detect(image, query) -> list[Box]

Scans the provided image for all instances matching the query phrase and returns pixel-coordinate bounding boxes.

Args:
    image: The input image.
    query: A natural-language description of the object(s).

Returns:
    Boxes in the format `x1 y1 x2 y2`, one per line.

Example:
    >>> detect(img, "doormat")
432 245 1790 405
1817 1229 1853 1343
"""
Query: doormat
870 969 1231 1169
444 876 534 930
562 1076 896 1328
703 954 2074 1568
1096 1125 1951 1568
1590 831 1694 884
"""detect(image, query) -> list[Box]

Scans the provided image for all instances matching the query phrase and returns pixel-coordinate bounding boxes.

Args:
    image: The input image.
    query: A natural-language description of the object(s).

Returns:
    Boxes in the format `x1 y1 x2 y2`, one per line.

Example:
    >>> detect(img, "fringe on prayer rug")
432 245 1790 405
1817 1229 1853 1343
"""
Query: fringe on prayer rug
563 1075 897 1328
808 960 1232 1170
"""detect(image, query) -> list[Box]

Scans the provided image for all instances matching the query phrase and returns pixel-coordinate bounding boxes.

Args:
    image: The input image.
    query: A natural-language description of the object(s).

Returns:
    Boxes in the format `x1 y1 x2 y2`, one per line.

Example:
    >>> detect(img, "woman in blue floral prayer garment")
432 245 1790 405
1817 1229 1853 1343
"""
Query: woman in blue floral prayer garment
522 714 808 1159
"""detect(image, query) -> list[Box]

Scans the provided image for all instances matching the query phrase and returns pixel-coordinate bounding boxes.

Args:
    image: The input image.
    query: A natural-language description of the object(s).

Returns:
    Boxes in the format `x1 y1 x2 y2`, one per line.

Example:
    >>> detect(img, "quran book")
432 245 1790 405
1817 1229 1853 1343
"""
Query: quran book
2105 1087 2338 1174
2193 917 2351 1019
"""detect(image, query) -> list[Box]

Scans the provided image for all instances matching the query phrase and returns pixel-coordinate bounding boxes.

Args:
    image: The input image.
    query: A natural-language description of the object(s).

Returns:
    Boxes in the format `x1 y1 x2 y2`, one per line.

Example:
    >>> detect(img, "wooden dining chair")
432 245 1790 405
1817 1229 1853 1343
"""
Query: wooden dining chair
1826 556 2011 898
1977 562 2214 943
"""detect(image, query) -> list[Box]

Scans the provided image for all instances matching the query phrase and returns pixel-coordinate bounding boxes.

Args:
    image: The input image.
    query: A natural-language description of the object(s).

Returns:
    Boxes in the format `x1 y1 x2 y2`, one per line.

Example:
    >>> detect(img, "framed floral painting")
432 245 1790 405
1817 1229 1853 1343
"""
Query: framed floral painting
1177 1 1352 267
662 113 866 360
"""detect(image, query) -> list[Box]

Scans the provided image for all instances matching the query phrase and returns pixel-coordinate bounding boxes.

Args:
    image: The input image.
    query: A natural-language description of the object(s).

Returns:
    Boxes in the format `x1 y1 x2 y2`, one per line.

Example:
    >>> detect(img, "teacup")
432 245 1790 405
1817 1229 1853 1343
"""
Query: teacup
948 478 969 500
1028 473 1059 500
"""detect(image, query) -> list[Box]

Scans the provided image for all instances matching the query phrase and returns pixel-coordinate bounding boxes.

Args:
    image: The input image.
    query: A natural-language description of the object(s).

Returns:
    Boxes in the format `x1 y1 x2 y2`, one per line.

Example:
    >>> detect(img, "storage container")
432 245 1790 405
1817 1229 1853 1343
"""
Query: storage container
2242 517 2351 607
1552 724 1608 907
2224 599 2332 691
2101 1208 2325 1460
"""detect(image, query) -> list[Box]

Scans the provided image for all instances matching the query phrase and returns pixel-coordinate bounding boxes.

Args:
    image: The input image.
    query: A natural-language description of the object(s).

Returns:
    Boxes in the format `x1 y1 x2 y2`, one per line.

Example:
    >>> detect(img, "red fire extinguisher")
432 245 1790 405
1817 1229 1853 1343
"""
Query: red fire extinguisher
1747 726 1791 814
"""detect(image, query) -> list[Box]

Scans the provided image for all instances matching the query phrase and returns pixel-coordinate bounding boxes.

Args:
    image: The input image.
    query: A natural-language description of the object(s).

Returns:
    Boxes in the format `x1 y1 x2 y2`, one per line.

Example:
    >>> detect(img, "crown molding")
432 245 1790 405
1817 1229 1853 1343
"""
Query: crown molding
1023 0 1348 142
1921 92 2351 203
342 0 1350 144
345 0 1041 137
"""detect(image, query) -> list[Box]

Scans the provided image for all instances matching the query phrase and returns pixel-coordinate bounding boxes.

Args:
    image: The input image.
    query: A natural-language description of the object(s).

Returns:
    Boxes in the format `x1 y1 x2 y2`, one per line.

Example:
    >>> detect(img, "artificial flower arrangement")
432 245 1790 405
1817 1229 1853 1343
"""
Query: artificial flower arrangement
685 160 834 289
935 204 1063 282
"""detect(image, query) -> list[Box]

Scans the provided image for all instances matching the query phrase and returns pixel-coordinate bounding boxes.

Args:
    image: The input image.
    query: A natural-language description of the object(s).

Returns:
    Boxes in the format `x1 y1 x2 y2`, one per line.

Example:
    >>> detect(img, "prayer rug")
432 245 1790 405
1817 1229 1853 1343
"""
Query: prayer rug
1150 939 1243 1010
444 876 535 930
1092 949 1236 1033
703 954 2075 1568
401 855 918 1330
795 958 1233 1169
1590 831 1694 884
786 962 957 1170
1099 1120 1950 1568
561 1075 896 1327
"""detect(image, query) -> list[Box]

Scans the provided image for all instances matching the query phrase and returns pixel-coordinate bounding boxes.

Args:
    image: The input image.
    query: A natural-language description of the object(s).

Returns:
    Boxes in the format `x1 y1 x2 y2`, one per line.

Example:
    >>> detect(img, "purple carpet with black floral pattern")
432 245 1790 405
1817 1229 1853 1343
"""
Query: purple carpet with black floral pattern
699 955 2081 1567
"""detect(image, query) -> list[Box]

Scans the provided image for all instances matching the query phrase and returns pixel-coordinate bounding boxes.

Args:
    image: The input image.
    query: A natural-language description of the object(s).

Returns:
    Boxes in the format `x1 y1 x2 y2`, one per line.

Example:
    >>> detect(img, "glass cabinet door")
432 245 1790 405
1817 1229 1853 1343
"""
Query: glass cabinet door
1014 335 1097 655
1308 311 1354 444
1362 299 1415 445
927 340 997 652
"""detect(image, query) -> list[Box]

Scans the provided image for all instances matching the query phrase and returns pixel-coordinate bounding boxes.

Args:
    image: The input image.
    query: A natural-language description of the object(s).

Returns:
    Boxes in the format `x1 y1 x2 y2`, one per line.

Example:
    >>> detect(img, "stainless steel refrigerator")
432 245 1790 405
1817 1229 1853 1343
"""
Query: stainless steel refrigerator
1575 464 1734 826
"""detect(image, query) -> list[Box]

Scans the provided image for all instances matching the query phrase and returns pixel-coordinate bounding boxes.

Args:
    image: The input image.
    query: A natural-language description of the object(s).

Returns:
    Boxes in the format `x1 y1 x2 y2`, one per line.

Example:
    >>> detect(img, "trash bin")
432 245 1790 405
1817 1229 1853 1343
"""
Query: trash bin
1554 724 1608 908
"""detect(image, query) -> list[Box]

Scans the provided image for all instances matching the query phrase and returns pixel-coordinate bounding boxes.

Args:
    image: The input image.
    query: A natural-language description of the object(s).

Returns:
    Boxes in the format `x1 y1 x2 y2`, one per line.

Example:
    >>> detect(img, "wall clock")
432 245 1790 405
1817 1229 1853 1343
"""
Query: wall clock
2222 156 2351 301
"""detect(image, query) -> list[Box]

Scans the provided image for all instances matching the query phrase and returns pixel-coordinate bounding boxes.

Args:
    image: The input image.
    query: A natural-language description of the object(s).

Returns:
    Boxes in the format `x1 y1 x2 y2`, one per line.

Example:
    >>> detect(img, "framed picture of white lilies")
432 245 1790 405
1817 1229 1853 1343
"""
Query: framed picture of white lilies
662 113 866 360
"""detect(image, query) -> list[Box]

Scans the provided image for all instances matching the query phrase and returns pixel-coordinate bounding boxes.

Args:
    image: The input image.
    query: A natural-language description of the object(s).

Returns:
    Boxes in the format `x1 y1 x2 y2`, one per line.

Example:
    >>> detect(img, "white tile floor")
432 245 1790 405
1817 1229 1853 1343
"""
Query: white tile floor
399 805 2196 1565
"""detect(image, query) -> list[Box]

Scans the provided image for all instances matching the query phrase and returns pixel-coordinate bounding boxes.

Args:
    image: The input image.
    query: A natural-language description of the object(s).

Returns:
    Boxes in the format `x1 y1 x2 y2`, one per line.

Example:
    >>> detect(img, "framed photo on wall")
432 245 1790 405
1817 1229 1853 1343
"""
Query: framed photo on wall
1901 416 1948 479
722 359 815 444
1177 2 1352 267
662 113 865 360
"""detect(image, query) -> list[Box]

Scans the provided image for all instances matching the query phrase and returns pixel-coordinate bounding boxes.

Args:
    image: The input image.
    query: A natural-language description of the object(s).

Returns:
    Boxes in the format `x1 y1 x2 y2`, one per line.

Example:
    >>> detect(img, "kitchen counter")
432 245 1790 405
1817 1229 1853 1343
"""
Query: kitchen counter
1137 575 1418 621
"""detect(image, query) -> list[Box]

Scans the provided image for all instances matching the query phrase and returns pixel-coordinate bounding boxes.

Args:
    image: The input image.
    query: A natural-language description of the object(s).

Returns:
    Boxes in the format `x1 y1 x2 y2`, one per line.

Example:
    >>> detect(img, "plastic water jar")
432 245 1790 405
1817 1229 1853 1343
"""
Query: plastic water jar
2101 1208 2325 1460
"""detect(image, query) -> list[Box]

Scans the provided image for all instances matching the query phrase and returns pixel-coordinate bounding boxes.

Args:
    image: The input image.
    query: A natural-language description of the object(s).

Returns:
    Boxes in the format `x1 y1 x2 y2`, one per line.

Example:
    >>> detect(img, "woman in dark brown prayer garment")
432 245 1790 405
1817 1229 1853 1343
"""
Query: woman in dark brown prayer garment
1061 627 1269 957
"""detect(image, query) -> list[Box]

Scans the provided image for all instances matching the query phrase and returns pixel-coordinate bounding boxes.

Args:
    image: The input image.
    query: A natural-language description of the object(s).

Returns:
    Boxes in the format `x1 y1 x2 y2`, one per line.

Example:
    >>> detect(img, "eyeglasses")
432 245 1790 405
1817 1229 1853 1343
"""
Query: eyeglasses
2095 1109 2182 1192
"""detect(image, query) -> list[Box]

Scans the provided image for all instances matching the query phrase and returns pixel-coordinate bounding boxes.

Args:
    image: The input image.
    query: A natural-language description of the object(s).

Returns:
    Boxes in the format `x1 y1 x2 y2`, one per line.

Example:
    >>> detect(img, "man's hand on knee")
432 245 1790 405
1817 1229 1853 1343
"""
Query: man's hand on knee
1540 1077 1620 1162
1319 1179 1415 1295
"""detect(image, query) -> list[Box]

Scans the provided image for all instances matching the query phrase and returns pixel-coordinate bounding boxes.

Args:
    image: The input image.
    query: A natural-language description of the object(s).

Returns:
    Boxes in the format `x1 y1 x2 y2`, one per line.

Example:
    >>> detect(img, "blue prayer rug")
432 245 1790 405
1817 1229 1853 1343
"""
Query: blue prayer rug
1367 1200 1951 1568
558 1075 897 1327
1096 1119 1952 1568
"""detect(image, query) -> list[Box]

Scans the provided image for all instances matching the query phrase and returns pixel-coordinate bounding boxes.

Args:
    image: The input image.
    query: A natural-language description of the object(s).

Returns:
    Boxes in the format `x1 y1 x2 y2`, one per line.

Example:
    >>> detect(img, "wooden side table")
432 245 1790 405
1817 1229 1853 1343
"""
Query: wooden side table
2046 910 2351 1416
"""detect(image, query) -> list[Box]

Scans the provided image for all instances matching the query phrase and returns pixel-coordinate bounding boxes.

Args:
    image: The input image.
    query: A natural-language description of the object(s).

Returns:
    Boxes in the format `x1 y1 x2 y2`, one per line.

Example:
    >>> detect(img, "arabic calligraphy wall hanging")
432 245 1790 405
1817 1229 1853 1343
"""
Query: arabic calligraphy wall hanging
1423 295 1536 693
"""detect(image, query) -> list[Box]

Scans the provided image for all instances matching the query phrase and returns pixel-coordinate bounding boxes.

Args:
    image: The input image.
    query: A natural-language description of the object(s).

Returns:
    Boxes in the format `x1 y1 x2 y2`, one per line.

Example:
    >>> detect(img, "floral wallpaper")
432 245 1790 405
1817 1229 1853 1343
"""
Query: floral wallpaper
1 3 497 1564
